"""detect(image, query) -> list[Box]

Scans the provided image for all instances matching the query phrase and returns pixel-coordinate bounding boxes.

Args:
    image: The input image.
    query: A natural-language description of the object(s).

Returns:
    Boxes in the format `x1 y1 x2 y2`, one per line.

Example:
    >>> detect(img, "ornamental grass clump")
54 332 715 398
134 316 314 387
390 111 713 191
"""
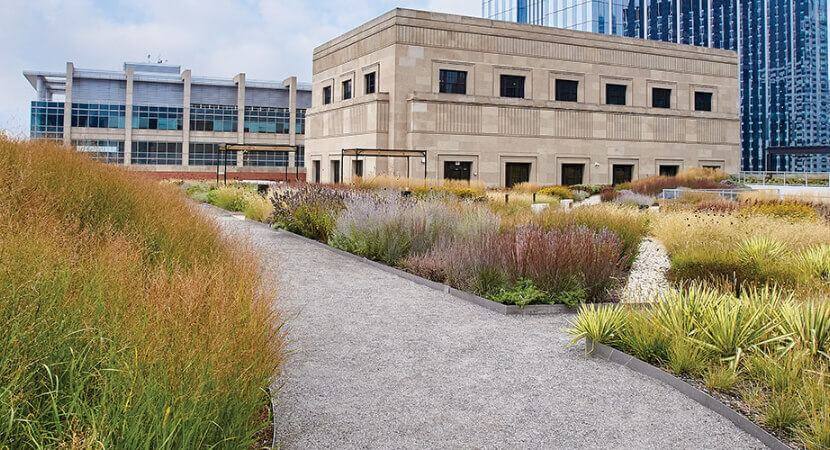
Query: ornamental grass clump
570 283 830 447
270 184 352 242
404 224 626 305
0 138 281 447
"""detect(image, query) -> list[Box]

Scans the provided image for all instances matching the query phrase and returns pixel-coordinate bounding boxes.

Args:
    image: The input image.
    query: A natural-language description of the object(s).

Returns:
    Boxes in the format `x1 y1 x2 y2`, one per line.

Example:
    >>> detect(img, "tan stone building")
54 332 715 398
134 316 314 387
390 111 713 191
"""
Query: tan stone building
305 8 740 187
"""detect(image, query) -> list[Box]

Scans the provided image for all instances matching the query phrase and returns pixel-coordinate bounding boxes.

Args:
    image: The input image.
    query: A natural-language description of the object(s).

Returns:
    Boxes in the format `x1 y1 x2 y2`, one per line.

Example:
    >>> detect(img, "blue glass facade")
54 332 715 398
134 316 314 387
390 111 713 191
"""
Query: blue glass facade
30 101 64 140
190 104 238 132
132 105 184 130
71 103 126 129
484 0 830 171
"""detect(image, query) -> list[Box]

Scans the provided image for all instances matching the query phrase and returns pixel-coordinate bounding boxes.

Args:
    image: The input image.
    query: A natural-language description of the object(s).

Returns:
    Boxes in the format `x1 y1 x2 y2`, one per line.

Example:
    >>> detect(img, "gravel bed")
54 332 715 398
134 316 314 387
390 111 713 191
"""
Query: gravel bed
205 206 762 449
622 238 671 303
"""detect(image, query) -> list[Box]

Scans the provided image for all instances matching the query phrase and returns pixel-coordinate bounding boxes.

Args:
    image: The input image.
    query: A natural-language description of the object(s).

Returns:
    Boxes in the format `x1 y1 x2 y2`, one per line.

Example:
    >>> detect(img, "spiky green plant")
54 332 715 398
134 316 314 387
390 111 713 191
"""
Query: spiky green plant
778 301 830 361
763 393 805 433
703 365 740 392
651 284 726 338
569 305 627 349
799 244 830 281
666 338 707 377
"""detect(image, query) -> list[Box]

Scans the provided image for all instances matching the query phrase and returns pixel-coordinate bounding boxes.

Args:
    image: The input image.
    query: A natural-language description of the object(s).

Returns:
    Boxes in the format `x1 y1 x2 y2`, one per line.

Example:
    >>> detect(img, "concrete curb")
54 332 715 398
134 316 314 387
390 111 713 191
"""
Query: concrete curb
205 204 574 316
585 340 791 450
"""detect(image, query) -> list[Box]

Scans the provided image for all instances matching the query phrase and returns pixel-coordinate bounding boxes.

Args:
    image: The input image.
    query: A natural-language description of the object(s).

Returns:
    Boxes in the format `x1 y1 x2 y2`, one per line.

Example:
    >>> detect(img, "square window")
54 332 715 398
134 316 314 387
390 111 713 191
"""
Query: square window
342 79 352 100
365 72 376 94
500 75 525 98
606 84 627 105
695 91 713 111
322 86 332 105
652 88 672 108
439 69 467 94
555 79 578 102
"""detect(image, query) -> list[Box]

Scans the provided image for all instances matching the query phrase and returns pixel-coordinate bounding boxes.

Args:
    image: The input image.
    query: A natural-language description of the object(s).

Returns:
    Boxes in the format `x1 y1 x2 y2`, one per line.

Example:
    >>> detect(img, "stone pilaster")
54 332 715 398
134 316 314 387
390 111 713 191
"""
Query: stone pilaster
63 62 73 146
182 69 192 166
124 68 134 166
284 76 298 168
234 73 246 167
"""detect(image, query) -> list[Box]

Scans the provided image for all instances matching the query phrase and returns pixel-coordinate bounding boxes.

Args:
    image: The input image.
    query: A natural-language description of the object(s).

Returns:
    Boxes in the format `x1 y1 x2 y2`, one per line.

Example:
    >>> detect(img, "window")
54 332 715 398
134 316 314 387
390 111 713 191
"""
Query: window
72 140 124 164
652 88 672 109
130 142 182 165
244 106 290 133
439 69 467 94
189 143 237 166
500 75 525 98
505 162 531 188
331 160 341 183
30 101 64 140
312 160 321 183
295 145 305 168
612 164 634 185
561 163 585 185
322 86 332 105
364 72 376 94
190 104 237 132
444 161 472 181
695 91 713 111
555 79 579 102
72 103 126 129
244 150 288 167
353 160 364 177
342 79 352 100
659 165 679 177
132 106 183 130
296 109 306 135
606 84 627 105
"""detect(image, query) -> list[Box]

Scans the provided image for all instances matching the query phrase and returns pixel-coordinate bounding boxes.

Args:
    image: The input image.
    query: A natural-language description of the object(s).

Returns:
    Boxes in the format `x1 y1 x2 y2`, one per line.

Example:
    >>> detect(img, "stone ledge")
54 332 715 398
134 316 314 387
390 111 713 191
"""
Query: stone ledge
585 340 791 450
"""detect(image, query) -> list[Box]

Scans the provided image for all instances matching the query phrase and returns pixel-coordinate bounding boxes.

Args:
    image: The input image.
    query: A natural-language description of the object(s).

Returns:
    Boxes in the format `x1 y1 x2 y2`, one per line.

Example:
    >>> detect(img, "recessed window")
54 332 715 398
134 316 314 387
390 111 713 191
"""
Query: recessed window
342 79 352 100
652 88 672 109
695 91 713 111
364 72 376 95
606 84 627 105
439 69 467 94
322 86 332 105
500 75 525 98
555 79 578 102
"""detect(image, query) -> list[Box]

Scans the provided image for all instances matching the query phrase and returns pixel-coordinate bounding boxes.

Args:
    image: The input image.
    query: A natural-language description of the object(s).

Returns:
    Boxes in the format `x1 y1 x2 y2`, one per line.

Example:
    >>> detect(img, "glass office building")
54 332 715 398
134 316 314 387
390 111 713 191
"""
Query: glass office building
484 0 830 171
24 62 312 179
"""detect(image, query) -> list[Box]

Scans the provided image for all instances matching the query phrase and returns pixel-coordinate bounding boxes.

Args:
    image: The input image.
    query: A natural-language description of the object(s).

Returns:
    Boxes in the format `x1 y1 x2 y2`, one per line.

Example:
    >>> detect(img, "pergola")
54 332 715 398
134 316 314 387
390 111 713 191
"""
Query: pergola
216 143 299 184
340 148 428 182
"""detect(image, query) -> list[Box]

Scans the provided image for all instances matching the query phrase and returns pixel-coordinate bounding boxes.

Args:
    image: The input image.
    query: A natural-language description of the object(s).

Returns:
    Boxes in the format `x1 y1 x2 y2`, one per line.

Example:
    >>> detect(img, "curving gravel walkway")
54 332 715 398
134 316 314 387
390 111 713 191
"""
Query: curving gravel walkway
206 207 763 449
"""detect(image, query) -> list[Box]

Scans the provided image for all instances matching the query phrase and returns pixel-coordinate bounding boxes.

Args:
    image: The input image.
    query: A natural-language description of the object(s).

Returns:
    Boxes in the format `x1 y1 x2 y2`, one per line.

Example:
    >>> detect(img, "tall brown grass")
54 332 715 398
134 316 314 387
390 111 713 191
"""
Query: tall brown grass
0 139 281 447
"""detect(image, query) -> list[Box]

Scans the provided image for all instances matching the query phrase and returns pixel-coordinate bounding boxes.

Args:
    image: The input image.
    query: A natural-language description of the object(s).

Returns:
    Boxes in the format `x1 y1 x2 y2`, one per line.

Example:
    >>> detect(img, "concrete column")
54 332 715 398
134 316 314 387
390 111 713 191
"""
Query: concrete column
707 0 713 47
676 0 681 44
36 77 49 101
283 76 297 168
234 73 245 167
63 62 73 146
124 68 134 166
182 69 191 166
643 0 648 38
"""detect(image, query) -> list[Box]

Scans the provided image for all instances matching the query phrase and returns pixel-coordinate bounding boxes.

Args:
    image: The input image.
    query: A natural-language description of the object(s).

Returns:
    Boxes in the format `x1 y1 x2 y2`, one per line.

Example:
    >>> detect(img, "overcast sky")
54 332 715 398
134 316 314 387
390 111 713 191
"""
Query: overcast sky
0 0 480 136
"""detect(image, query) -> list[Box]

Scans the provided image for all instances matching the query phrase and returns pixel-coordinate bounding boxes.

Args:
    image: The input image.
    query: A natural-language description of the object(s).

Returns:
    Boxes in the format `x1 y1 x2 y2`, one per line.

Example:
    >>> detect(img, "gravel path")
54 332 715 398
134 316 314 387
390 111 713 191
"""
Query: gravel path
622 238 672 303
206 207 762 449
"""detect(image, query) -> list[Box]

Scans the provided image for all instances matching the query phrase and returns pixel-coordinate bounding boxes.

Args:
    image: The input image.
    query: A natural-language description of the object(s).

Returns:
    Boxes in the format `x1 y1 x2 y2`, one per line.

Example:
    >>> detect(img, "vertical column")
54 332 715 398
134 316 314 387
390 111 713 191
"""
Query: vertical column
234 73 246 167
124 68 134 166
707 0 713 47
643 0 649 38
283 76 298 168
608 0 613 34
676 0 682 43
36 77 49 101
182 69 192 166
63 62 74 146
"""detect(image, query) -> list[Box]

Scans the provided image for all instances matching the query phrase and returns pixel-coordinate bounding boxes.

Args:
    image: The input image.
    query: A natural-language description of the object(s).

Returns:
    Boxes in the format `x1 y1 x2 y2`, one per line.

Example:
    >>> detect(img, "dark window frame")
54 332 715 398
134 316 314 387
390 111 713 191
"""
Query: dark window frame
500 74 526 98
342 79 352 100
694 91 713 111
555 79 579 102
322 86 332 105
364 72 376 95
605 83 628 105
652 87 672 109
438 69 467 95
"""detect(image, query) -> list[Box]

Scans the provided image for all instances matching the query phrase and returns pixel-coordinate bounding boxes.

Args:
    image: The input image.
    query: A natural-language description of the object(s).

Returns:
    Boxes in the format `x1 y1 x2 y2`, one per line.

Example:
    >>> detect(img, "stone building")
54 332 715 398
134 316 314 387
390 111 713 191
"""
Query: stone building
305 8 740 187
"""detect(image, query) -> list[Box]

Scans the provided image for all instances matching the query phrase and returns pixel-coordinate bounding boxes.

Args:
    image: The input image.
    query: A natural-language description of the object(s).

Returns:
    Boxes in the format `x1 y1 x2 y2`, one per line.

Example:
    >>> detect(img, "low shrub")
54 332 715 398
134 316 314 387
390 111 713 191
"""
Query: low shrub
740 201 820 222
206 185 253 212
600 187 618 202
271 185 351 242
536 185 574 200
613 190 655 208
244 193 274 222
571 184 608 196
572 190 590 202
355 176 486 200
490 278 550 307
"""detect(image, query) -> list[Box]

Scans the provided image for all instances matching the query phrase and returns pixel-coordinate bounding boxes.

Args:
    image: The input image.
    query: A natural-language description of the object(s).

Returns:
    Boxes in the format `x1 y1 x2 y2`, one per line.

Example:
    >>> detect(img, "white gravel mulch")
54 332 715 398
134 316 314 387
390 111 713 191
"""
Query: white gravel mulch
622 238 672 303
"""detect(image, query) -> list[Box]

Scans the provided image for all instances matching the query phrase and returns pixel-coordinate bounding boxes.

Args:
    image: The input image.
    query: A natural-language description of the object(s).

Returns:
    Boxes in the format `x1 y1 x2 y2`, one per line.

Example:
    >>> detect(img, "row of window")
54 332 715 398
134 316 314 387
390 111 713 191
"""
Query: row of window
132 105 184 130
72 103 126 129
322 71 377 105
436 69 714 111
30 101 64 139
68 140 304 167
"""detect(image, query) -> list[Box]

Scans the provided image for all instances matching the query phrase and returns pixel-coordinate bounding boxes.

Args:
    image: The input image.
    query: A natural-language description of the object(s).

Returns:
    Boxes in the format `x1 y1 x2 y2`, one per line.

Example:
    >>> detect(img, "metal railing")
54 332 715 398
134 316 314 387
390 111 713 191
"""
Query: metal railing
660 188 759 201
735 171 830 187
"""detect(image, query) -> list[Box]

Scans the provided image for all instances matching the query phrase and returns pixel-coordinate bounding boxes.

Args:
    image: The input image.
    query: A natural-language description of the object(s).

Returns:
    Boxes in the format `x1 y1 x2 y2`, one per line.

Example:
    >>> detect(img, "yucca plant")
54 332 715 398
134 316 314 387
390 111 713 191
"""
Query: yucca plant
569 304 628 349
799 244 830 281
737 235 789 267
650 284 726 339
778 301 830 361
619 313 670 363
666 338 707 377
690 297 782 367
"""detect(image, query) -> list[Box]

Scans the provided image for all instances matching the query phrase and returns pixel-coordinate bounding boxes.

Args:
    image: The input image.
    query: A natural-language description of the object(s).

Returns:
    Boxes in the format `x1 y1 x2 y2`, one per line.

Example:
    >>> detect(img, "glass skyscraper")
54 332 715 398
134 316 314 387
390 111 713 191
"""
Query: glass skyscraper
483 0 830 171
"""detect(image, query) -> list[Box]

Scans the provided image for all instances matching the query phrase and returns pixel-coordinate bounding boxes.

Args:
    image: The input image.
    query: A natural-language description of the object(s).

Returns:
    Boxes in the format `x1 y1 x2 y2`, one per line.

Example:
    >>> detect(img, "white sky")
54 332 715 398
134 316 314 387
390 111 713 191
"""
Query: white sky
0 0 481 136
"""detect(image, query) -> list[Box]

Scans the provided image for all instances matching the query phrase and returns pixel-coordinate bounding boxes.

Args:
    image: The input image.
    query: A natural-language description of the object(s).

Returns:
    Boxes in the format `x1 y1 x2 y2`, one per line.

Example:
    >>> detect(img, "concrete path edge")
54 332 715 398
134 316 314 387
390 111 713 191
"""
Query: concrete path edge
585 339 790 450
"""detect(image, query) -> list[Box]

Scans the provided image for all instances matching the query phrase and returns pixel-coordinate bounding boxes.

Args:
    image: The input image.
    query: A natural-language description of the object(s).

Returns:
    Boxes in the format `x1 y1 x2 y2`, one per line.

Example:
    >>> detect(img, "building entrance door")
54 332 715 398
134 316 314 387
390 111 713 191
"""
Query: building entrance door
505 162 531 188
612 164 634 185
444 161 472 181
331 160 341 183
561 163 585 185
